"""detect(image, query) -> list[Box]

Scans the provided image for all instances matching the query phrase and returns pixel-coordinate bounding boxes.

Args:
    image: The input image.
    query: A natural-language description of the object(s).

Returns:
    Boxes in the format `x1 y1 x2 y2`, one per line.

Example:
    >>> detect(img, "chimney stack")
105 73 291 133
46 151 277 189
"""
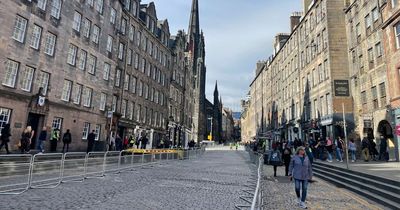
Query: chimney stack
290 12 302 32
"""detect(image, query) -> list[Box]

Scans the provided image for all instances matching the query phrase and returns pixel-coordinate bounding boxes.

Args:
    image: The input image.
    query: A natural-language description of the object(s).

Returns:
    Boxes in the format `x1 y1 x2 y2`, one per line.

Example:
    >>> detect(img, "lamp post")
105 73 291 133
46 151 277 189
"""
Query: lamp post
342 103 349 170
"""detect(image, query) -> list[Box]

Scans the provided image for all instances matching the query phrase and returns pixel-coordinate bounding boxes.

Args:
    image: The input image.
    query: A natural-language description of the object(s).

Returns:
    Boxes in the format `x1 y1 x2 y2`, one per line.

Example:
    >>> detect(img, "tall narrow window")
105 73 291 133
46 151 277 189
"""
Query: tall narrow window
115 69 121 87
20 66 35 92
87 54 96 74
103 63 110 81
3 59 19 88
95 0 103 13
12 15 28 43
83 18 91 38
122 100 127 118
94 124 101 140
38 71 50 95
112 95 117 112
131 76 137 93
118 42 124 60
37 0 47 10
124 74 130 91
61 80 72 101
50 0 62 19
106 35 113 53
73 84 82 104
91 25 100 44
0 108 12 135
82 87 93 107
78 50 87 70
30 25 42 49
82 122 90 139
110 8 116 24
72 11 82 32
100 93 106 111
44 32 57 56
67 44 78 65
127 49 132 65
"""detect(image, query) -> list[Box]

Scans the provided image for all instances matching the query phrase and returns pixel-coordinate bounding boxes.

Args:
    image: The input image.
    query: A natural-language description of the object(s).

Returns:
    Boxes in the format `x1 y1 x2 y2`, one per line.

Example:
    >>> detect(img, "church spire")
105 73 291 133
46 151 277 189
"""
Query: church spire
188 0 200 40
214 81 219 95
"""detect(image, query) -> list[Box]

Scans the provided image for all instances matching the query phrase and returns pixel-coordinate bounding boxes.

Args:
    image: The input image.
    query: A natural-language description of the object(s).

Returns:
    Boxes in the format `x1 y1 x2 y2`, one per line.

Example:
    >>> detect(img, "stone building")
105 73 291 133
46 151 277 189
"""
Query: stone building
247 0 354 143
221 107 234 141
381 0 400 160
345 0 390 148
0 0 205 152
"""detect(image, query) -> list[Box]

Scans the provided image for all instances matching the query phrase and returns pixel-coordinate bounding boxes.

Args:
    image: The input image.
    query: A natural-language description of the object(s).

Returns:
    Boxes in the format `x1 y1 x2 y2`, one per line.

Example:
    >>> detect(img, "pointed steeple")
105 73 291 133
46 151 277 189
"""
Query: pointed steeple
214 81 219 95
188 0 200 40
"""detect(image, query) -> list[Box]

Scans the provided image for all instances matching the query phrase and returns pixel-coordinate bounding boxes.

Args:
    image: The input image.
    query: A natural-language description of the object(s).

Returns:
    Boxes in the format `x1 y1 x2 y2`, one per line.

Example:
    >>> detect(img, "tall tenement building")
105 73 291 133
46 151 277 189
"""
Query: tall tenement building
0 0 206 151
243 0 400 161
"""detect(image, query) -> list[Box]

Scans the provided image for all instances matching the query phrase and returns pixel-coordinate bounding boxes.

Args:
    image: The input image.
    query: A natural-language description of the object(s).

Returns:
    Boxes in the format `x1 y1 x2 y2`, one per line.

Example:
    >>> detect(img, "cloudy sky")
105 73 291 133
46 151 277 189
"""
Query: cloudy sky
149 0 302 111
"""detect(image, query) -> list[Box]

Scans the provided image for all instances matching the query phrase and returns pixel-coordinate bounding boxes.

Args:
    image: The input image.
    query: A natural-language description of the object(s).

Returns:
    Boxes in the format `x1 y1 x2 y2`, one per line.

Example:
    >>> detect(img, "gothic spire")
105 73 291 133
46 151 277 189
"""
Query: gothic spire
214 81 218 95
188 0 200 40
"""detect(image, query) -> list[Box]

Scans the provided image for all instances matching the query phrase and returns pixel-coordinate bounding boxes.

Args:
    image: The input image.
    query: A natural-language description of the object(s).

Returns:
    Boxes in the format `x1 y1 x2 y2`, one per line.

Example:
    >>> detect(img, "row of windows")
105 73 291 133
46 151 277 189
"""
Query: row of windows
119 100 165 128
27 0 62 19
360 82 387 110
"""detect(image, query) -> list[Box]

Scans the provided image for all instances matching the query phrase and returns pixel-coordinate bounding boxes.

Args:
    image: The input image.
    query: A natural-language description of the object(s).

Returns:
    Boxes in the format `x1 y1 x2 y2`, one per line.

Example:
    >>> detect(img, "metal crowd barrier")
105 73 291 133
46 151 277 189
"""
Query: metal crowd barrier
250 154 264 210
0 154 32 195
30 153 63 189
0 148 205 195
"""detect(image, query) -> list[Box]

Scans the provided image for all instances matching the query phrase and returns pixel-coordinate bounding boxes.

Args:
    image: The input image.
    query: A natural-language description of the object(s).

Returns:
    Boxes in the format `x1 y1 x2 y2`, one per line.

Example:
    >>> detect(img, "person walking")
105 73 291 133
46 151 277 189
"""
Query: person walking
50 128 60 152
304 143 314 165
37 127 47 153
268 142 282 177
361 136 370 162
20 126 34 154
140 135 148 149
129 135 135 148
86 130 96 153
135 135 140 149
349 139 357 162
289 146 313 209
0 124 11 154
325 137 333 162
115 134 122 151
282 145 292 176
62 129 72 153
123 136 129 150
378 135 389 161
369 138 378 161
335 137 344 162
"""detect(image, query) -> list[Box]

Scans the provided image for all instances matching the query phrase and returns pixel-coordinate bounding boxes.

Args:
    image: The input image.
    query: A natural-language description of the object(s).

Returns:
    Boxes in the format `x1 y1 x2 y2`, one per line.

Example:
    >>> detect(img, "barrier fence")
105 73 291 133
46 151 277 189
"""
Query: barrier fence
0 147 205 195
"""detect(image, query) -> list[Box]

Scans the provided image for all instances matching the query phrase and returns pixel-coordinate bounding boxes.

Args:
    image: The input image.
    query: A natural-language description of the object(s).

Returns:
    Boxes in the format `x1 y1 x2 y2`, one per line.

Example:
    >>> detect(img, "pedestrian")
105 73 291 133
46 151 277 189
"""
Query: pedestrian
349 139 357 162
325 137 333 162
140 135 148 149
268 142 282 177
50 128 60 152
135 135 140 149
115 134 123 151
62 129 72 153
304 143 314 165
129 135 135 148
282 145 292 176
369 138 378 161
86 130 96 153
378 135 389 161
0 123 11 154
294 138 301 150
37 126 47 153
335 137 344 162
20 126 34 154
123 136 129 150
109 133 115 151
361 136 370 162
289 146 313 209
235 142 239 150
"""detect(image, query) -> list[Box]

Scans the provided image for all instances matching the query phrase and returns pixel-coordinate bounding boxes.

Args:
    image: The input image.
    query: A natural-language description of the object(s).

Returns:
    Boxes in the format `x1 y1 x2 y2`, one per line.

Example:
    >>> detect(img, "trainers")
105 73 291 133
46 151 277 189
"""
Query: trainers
299 201 307 209
296 198 301 204
340 160 343 162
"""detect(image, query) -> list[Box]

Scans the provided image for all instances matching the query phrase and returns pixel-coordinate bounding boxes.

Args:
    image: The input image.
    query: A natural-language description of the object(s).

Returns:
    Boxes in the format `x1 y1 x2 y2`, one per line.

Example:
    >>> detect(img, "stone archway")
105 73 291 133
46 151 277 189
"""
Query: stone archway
377 120 393 138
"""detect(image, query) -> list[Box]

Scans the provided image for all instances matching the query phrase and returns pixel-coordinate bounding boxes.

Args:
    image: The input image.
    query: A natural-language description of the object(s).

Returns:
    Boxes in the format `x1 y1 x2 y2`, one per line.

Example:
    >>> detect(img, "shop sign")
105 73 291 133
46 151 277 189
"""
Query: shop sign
334 80 350 96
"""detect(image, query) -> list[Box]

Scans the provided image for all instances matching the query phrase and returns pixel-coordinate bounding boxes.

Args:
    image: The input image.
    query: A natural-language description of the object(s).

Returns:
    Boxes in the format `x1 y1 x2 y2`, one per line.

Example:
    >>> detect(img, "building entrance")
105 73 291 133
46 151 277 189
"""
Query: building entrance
26 113 45 149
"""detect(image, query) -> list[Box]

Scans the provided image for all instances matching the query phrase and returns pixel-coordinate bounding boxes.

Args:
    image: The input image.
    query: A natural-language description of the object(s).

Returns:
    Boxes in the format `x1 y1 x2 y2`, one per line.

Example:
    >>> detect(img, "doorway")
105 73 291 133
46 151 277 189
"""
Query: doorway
27 113 45 149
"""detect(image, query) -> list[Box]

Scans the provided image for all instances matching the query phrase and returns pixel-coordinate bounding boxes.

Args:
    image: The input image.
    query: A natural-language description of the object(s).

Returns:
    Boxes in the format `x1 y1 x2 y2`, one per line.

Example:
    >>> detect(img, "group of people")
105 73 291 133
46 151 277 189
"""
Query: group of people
361 135 390 162
0 124 73 154
107 133 149 152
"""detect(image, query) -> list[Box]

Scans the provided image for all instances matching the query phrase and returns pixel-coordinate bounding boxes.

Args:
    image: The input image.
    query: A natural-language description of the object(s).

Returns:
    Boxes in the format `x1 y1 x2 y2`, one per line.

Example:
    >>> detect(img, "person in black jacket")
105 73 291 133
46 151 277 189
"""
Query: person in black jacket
282 145 292 176
86 130 96 153
0 124 11 154
37 126 47 153
62 129 72 153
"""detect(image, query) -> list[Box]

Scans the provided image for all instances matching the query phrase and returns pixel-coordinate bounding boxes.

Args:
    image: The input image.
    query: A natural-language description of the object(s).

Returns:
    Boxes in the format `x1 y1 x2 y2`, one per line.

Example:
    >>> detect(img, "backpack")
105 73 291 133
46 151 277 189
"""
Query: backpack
269 150 282 166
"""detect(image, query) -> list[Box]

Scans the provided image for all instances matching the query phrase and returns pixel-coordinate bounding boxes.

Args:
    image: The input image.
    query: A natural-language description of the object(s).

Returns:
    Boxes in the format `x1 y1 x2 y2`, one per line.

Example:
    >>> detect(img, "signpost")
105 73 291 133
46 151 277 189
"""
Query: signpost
342 103 349 170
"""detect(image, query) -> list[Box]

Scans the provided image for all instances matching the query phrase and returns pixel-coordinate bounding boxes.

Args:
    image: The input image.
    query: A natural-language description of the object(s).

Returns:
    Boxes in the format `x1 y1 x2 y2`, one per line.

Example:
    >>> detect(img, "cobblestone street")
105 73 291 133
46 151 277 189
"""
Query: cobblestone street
262 166 383 210
0 151 254 210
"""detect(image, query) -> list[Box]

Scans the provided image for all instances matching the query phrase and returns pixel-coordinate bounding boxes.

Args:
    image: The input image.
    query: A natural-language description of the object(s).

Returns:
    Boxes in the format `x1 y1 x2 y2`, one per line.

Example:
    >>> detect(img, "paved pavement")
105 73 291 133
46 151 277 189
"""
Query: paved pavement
262 166 384 210
314 159 400 182
0 151 254 210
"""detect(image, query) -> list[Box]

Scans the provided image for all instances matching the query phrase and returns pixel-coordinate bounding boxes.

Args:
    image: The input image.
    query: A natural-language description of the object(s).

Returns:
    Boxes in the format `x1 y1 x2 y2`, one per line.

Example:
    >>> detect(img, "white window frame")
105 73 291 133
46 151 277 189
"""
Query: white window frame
118 42 124 60
61 80 72 102
38 71 50 95
395 22 400 49
87 54 96 74
106 35 113 53
30 25 42 49
82 122 90 139
52 117 63 130
73 84 83 105
20 66 35 92
115 69 121 87
127 49 132 65
91 25 100 44
100 93 106 111
124 74 130 91
83 18 91 38
44 32 57 56
72 11 82 32
94 124 101 140
37 0 47 10
0 108 11 135
95 0 103 13
78 50 87 70
103 63 110 81
82 87 93 107
50 0 62 19
110 8 116 24
67 44 78 65
12 15 28 43
3 59 19 88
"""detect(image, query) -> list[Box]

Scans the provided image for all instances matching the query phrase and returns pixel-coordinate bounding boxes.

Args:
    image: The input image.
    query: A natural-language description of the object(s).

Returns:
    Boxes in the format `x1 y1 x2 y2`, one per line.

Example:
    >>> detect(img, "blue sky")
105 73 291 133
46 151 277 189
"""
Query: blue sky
148 0 302 111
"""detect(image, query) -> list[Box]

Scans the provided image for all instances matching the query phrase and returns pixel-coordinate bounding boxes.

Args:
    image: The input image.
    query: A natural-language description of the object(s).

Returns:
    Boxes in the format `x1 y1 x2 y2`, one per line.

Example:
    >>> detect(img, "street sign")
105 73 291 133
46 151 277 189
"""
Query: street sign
396 125 400 136
107 111 113 118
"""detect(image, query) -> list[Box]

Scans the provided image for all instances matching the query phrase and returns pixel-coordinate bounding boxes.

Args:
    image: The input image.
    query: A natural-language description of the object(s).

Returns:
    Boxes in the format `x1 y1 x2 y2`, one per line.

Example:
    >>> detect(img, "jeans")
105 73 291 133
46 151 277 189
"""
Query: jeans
335 148 343 161
362 148 369 161
62 143 69 153
350 150 356 161
327 152 332 161
295 179 309 202
0 141 10 153
36 139 45 152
